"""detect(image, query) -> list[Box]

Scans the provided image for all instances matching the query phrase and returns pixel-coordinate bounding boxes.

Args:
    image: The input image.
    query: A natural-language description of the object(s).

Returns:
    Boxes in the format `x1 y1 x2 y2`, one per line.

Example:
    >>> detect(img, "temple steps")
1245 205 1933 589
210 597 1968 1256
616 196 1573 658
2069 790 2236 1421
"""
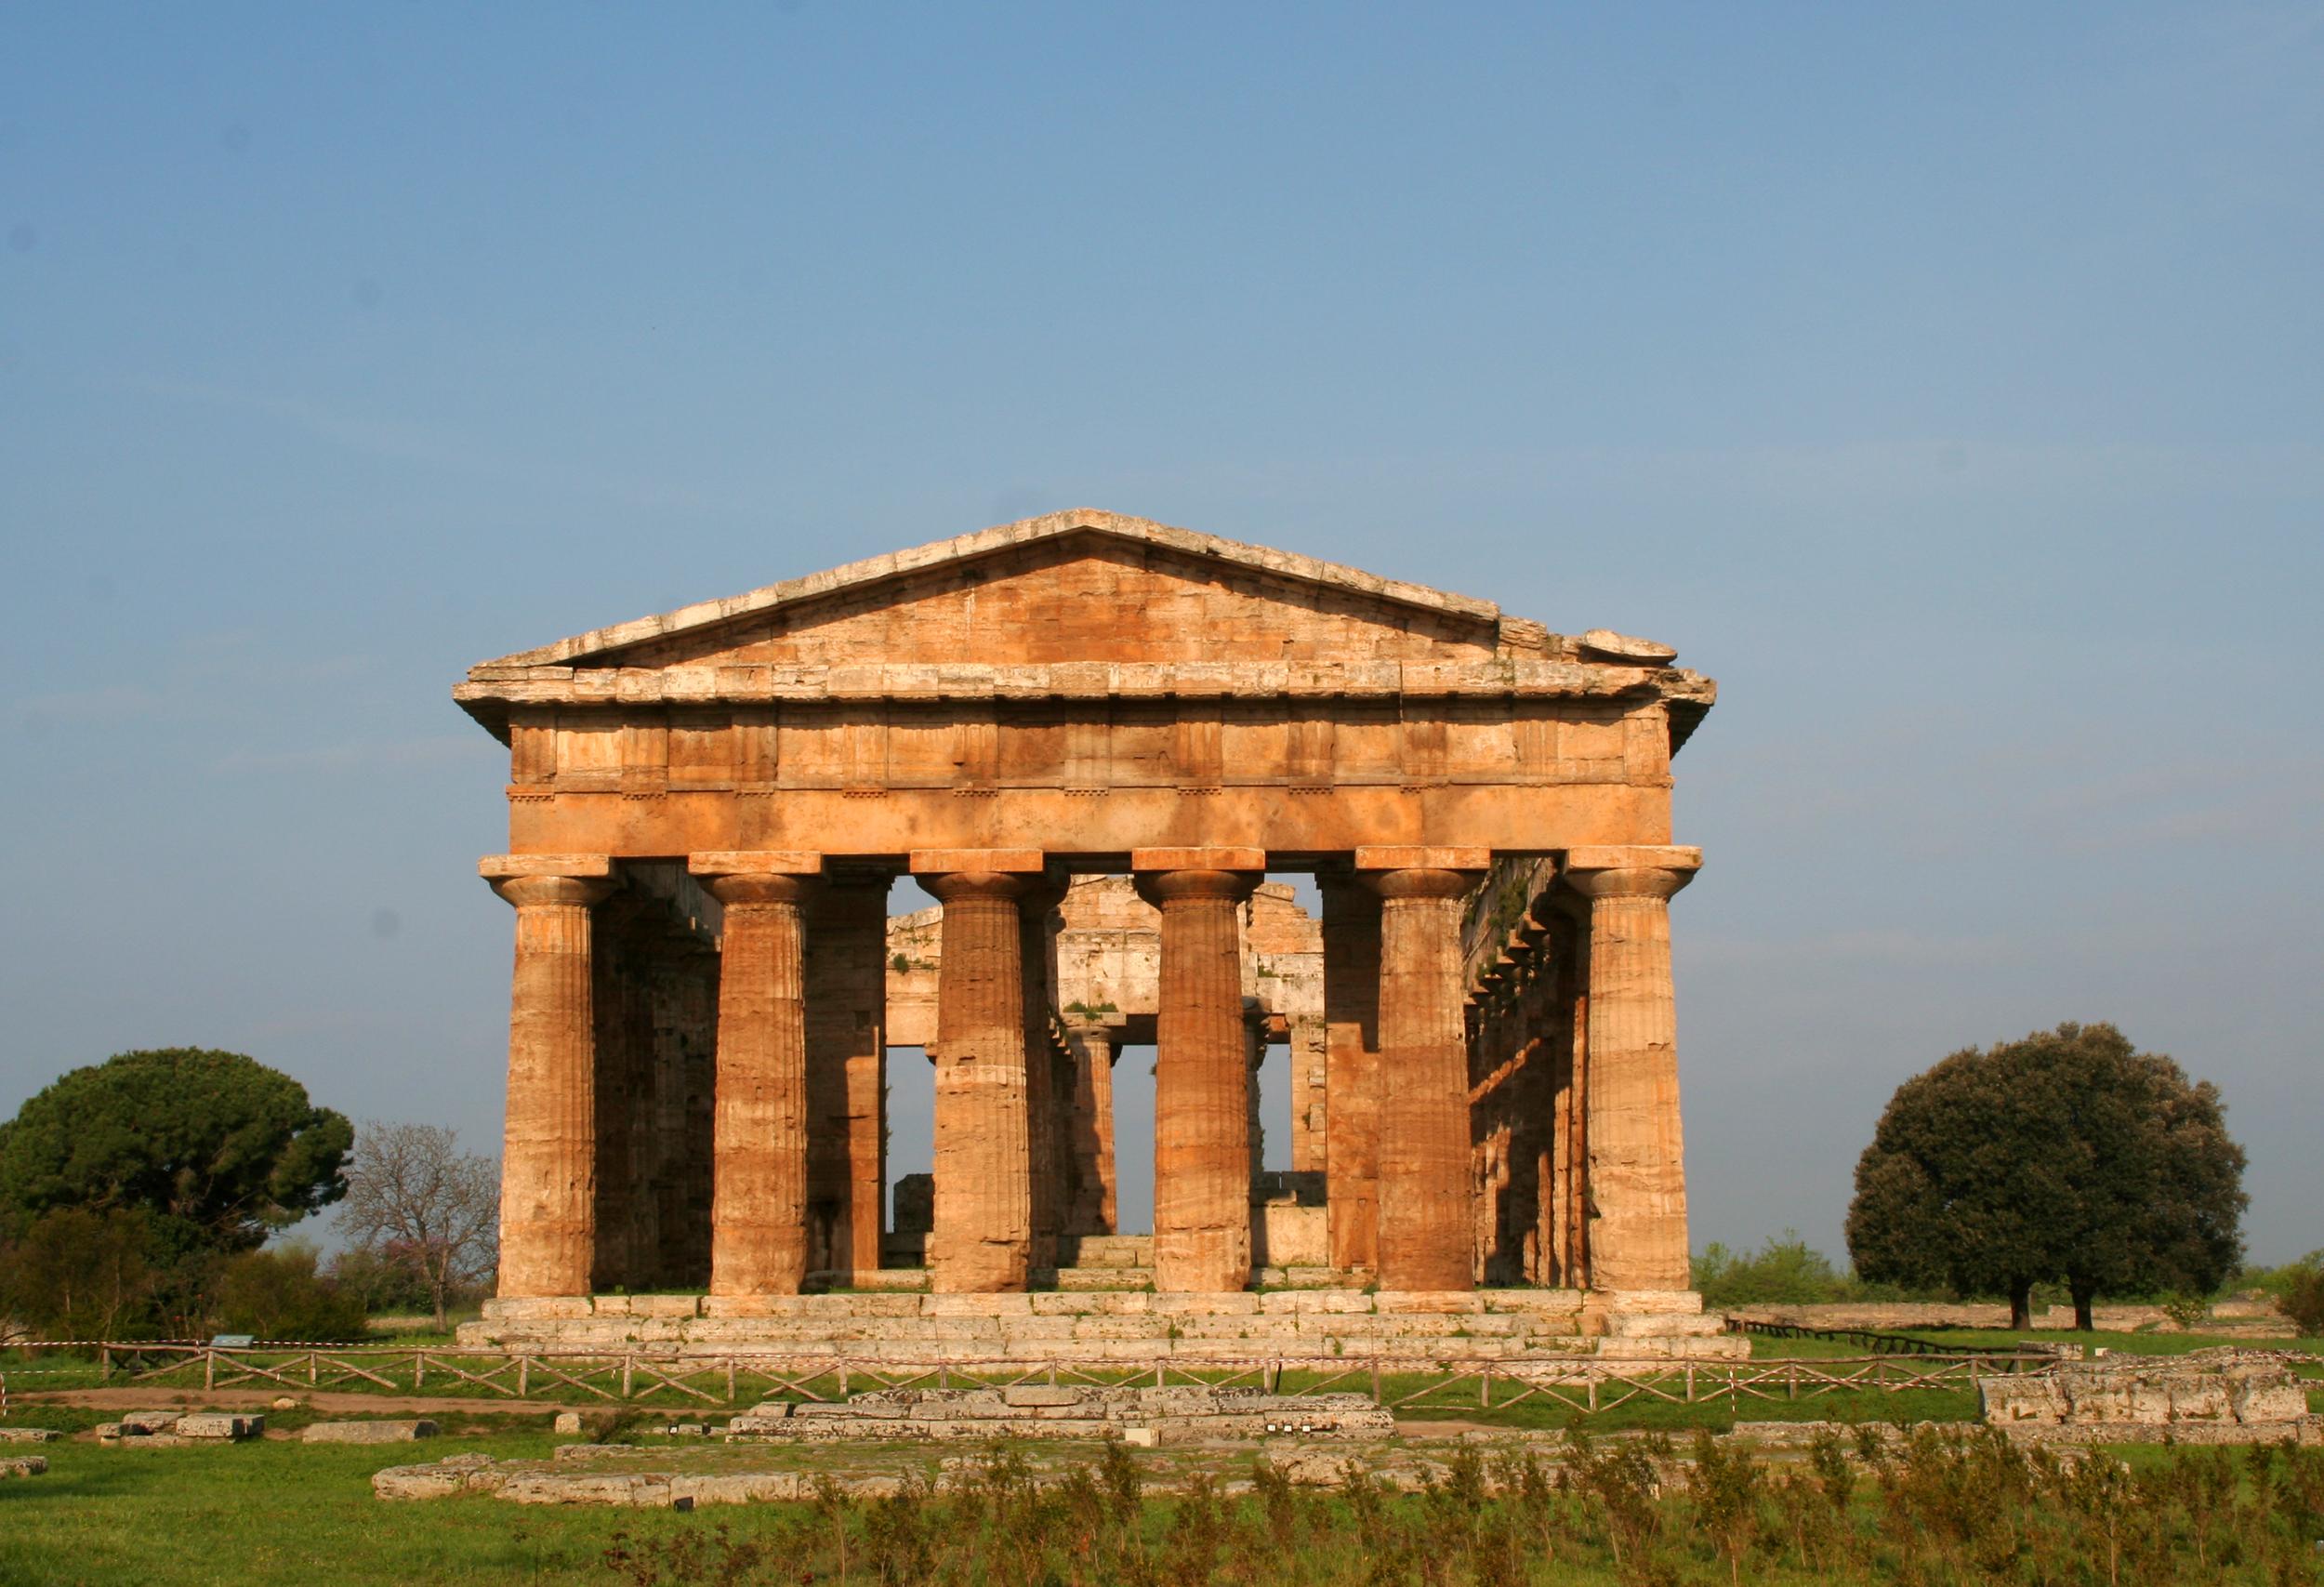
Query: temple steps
463 1288 1742 1362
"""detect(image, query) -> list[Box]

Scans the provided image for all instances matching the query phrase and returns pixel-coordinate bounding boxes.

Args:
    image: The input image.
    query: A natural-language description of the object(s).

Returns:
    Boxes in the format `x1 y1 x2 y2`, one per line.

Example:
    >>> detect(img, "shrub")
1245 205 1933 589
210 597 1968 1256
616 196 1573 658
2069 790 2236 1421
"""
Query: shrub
2278 1260 2324 1337
210 1243 368 1341
1694 1232 1858 1307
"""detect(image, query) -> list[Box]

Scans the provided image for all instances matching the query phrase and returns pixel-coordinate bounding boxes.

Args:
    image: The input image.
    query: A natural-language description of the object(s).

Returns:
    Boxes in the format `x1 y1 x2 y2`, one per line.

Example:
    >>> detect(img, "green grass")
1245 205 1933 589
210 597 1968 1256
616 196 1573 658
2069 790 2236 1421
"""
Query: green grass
0 1430 678 1586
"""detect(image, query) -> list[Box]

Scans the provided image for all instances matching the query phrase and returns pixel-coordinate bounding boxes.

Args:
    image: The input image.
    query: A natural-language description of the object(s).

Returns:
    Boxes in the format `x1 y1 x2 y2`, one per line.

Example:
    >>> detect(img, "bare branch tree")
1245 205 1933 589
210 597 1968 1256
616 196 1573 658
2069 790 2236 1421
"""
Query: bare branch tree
339 1122 498 1329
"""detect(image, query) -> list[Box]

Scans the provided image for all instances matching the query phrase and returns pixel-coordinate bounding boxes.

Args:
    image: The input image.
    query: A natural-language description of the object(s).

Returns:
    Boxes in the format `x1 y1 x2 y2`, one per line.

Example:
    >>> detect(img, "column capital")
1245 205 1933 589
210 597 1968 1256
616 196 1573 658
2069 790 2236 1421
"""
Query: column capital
689 850 824 877
1133 868 1261 906
1362 868 1477 902
1563 845 1701 902
702 872 819 907
482 856 615 909
910 847 1047 876
923 869 1032 904
1131 846 1267 873
1354 845 1490 873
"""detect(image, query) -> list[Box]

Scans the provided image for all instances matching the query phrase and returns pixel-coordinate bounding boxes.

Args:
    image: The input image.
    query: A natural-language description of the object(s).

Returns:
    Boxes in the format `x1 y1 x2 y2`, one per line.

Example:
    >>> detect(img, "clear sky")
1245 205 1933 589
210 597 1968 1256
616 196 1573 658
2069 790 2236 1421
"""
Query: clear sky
4 5 2317 1264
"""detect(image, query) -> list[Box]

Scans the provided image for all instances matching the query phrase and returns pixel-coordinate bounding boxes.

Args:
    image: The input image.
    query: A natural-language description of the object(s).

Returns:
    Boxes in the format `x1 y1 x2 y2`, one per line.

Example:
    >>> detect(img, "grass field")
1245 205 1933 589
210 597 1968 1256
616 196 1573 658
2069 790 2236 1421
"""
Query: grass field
7 1417 2324 1585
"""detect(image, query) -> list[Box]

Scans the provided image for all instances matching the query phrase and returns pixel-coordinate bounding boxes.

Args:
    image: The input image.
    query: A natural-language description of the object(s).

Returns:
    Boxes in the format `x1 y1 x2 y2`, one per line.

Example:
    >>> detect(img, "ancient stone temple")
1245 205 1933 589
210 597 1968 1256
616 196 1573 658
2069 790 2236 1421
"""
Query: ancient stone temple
456 511 1735 1359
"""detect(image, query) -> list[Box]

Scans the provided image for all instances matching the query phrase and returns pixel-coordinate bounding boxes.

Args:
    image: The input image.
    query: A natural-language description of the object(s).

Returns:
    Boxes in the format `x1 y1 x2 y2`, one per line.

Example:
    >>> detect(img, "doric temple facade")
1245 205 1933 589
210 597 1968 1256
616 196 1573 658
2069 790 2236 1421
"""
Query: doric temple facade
456 511 1724 1353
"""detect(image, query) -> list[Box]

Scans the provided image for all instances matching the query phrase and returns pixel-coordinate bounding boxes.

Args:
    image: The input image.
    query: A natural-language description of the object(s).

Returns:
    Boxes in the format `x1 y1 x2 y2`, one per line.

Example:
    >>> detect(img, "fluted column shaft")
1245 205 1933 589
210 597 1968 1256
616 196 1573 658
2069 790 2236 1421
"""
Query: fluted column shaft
1064 1023 1120 1236
492 872 614 1298
927 871 1034 1292
1141 868 1261 1292
805 874 892 1281
1568 861 1695 1292
1369 867 1477 1291
1018 879 1067 1272
704 872 815 1296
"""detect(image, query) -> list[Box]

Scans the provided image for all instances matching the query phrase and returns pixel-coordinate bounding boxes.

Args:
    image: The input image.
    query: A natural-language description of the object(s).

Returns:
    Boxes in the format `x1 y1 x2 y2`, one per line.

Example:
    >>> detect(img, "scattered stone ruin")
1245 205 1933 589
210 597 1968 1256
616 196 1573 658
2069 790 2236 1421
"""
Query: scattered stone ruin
456 510 1729 1360
1981 1350 2321 1445
727 1383 1393 1443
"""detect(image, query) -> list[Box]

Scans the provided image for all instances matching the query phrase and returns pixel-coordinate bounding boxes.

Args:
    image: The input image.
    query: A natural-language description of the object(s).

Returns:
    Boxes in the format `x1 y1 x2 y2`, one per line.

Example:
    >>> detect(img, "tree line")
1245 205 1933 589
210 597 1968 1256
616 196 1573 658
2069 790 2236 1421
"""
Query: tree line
0 1048 496 1342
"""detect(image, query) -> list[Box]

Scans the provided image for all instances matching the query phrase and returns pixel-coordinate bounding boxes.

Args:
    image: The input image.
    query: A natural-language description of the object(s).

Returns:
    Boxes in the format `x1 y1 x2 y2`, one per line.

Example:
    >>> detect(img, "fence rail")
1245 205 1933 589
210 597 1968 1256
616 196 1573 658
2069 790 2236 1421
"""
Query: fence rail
1723 1316 2020 1356
0 1342 2064 1417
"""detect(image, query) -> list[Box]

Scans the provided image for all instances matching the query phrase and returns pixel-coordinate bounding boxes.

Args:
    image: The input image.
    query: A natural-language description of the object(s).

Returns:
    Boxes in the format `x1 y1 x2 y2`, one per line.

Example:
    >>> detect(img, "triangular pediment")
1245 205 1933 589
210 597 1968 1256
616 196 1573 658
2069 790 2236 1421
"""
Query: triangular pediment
472 510 1512 674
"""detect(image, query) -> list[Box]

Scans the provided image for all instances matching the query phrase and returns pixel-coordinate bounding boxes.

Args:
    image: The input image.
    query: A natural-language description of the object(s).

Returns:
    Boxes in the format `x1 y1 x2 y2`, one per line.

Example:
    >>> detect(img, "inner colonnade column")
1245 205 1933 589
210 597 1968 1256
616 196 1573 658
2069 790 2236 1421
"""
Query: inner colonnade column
1563 846 1700 1296
1135 849 1262 1293
1317 875 1381 1275
691 853 821 1297
483 855 615 1299
913 849 1045 1294
1359 847 1487 1293
1063 1018 1123 1237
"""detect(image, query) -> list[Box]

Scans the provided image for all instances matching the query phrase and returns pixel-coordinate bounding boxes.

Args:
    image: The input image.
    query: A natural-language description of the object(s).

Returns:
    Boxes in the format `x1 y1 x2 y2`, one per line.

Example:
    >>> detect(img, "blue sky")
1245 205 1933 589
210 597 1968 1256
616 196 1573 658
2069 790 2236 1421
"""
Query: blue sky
3 4 2318 1263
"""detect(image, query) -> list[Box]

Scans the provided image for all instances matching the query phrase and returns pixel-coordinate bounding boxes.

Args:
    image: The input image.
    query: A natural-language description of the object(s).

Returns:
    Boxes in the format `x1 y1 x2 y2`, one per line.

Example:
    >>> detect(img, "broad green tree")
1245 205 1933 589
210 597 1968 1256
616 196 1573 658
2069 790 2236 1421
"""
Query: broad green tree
1845 1023 2245 1329
0 1048 351 1255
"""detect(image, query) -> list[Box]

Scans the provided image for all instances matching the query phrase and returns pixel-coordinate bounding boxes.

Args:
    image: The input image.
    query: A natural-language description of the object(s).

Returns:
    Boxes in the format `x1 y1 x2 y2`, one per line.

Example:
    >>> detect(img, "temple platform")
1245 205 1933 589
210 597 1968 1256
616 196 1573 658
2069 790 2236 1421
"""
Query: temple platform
458 1285 1744 1362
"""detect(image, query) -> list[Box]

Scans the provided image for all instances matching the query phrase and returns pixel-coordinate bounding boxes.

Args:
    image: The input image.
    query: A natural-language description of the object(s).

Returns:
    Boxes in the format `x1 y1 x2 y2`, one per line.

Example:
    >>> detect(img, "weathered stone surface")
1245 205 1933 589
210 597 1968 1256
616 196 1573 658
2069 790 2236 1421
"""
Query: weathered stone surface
2 1457 51 1478
462 513 1722 1354
1983 1351 2320 1444
174 1413 263 1440
303 1420 439 1444
0 1428 61 1444
923 866 1036 1293
1141 864 1261 1293
552 1410 585 1435
1566 852 1699 1293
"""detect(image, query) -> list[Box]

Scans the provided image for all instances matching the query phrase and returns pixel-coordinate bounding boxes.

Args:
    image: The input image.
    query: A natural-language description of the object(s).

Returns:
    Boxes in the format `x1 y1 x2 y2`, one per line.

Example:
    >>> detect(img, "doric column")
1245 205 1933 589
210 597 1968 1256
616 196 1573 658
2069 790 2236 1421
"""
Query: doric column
1135 848 1263 1293
1244 1007 1268 1186
1361 846 1486 1293
692 852 823 1297
1317 874 1381 1273
804 871 892 1282
1063 1018 1123 1236
1564 845 1700 1294
482 855 615 1299
1017 876 1068 1272
913 848 1046 1293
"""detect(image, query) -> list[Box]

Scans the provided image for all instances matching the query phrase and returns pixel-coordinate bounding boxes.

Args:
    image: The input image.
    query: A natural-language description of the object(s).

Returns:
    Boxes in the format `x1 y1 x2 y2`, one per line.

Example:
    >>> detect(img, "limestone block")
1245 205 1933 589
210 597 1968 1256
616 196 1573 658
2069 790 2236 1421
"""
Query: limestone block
175 1414 263 1441
921 1293 1035 1317
554 1412 585 1435
1261 1290 1374 1315
1033 1291 1147 1316
373 1464 471 1501
1 1457 46 1478
1063 1319 1174 1344
303 1420 439 1444
1374 1291 1486 1315
1481 1290 1587 1316
1151 1291 1260 1316
502 1472 677 1506
673 1473 813 1504
484 1297 597 1321
119 1410 183 1435
0 1429 60 1444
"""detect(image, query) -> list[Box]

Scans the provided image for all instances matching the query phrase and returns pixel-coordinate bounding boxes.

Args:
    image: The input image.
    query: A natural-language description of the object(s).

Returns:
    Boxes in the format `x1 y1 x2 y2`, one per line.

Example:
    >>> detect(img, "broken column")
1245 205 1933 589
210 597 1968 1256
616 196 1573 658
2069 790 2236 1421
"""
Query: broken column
1362 847 1486 1293
1136 849 1262 1293
915 850 1045 1293
1563 845 1699 1295
693 852 822 1297
483 855 615 1299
